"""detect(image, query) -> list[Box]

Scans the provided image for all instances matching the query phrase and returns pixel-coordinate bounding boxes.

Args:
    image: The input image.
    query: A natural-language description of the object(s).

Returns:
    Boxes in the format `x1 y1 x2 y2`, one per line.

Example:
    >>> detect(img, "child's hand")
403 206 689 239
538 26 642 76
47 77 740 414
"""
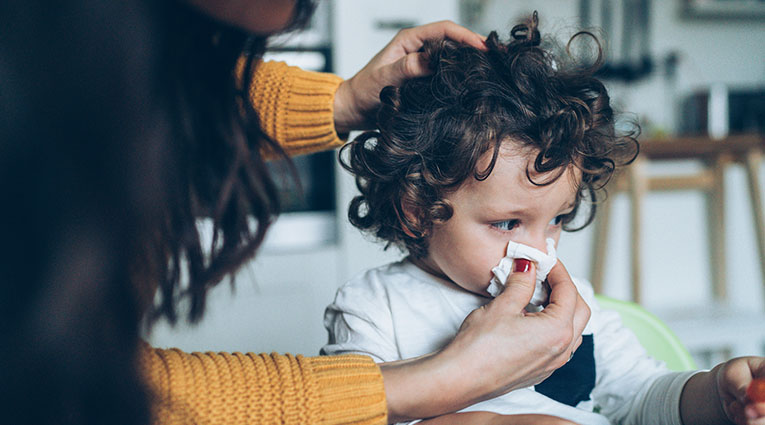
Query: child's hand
715 357 765 424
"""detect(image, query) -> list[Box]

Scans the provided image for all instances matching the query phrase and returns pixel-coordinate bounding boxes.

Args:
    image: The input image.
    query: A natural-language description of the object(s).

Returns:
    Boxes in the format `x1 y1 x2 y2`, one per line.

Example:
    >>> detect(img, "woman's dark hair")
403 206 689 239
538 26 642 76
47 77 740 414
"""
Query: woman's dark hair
342 12 638 258
147 0 316 325
0 0 314 423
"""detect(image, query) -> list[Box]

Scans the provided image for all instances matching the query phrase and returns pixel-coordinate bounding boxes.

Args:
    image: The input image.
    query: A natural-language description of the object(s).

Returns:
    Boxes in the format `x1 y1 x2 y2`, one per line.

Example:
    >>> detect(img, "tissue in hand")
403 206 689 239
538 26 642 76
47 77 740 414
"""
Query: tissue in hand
487 238 557 308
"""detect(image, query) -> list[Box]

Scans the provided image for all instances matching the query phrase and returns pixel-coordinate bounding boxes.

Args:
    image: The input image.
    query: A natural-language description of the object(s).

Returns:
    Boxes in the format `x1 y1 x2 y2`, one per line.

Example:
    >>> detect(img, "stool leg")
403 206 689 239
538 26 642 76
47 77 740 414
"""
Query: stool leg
590 190 613 294
629 158 647 304
707 156 727 302
744 149 765 300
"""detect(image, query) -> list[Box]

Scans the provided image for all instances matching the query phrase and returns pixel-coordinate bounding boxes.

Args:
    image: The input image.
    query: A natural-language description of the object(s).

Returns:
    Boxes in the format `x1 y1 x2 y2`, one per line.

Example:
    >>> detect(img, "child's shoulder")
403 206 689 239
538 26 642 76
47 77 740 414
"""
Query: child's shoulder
342 259 425 289
336 259 446 299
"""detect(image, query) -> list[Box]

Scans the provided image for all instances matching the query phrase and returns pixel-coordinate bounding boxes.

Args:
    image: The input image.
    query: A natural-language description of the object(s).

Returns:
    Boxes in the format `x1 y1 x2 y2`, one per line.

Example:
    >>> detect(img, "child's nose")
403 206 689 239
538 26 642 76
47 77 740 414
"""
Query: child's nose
515 235 550 254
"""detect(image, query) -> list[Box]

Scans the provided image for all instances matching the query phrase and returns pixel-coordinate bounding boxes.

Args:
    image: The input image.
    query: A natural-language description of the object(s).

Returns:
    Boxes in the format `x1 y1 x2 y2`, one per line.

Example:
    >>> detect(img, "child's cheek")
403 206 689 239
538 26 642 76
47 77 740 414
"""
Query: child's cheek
478 246 507 289
549 229 562 245
450 251 496 294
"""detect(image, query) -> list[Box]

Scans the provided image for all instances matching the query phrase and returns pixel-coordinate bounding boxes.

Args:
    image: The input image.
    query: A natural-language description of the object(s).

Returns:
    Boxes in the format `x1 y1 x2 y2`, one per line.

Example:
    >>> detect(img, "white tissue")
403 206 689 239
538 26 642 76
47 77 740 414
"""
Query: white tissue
487 238 557 309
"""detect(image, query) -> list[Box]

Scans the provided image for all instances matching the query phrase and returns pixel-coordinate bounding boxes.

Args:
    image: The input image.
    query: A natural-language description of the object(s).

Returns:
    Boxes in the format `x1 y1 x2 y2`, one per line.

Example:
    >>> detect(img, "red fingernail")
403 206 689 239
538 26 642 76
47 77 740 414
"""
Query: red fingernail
514 259 531 273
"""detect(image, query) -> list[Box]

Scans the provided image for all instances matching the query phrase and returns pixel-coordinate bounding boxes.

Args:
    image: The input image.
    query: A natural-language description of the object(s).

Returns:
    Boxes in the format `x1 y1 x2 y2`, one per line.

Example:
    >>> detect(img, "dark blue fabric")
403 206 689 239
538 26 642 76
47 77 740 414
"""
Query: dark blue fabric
534 334 595 407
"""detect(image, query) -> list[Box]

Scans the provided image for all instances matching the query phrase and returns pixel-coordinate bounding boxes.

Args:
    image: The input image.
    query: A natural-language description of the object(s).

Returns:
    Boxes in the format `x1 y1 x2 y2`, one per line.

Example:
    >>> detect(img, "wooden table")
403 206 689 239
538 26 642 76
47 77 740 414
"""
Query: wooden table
590 134 765 305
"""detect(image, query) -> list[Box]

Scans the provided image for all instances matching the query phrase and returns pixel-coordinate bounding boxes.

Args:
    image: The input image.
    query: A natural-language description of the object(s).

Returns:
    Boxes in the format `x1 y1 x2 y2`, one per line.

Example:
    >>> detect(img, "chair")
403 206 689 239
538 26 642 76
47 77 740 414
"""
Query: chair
589 135 765 363
590 134 765 305
595 294 697 371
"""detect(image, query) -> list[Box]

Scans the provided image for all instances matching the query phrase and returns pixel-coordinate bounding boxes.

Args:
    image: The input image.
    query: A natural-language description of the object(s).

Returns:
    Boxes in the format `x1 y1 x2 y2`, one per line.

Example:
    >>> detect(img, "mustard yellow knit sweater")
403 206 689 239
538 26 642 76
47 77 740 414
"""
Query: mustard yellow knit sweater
141 61 387 425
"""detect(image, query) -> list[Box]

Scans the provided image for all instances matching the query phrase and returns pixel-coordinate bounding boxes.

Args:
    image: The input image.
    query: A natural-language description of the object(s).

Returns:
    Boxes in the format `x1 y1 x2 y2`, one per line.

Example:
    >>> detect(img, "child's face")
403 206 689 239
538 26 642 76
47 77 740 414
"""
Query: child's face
421 145 581 296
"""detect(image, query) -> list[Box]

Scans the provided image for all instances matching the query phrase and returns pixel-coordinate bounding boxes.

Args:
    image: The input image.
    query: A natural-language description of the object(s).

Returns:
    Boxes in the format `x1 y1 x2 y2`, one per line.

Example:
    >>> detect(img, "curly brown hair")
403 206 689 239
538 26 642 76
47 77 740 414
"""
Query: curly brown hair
341 12 638 258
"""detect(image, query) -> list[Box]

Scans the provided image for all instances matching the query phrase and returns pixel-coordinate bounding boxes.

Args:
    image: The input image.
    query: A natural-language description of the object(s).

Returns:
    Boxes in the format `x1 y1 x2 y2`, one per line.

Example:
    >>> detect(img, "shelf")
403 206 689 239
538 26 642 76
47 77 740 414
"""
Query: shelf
638 133 764 160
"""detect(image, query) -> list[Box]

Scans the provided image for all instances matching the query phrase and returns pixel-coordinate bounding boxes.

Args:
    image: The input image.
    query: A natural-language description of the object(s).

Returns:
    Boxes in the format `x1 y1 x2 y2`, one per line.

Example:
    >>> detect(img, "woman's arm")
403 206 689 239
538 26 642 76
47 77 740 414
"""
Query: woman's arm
141 346 387 425
420 411 577 425
247 60 346 157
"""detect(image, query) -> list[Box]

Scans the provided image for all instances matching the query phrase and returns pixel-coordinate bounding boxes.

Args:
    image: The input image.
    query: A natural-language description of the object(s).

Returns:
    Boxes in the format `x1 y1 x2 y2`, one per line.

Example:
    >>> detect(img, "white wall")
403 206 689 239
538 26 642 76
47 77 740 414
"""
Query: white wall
148 0 765 363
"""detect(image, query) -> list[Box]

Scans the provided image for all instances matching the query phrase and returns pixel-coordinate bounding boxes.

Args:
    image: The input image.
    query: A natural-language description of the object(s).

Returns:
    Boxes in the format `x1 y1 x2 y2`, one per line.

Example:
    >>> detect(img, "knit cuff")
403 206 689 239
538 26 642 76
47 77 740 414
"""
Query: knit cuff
141 344 387 425
306 354 388 425
249 60 346 157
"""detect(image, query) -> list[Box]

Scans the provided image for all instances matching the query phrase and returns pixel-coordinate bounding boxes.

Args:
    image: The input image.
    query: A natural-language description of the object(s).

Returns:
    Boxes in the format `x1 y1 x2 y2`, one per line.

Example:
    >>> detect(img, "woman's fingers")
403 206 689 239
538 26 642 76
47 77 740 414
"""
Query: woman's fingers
381 52 431 87
544 261 578 310
388 260 589 419
492 260 537 312
529 261 590 363
491 259 588 370
544 261 591 337
393 20 487 54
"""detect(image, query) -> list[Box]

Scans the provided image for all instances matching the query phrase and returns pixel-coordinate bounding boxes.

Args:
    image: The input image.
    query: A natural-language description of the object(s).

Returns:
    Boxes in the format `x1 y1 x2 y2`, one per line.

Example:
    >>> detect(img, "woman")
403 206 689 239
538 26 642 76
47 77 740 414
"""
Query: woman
0 1 589 424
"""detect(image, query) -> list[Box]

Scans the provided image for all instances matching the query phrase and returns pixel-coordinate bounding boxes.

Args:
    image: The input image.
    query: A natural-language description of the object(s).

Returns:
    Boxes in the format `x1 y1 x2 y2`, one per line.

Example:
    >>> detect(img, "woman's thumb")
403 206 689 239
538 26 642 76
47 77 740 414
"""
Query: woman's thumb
495 259 536 310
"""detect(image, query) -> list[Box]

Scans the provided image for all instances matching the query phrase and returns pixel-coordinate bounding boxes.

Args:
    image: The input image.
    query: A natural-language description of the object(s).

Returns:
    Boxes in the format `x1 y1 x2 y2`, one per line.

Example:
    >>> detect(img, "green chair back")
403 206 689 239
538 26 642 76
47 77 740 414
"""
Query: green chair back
594 294 696 371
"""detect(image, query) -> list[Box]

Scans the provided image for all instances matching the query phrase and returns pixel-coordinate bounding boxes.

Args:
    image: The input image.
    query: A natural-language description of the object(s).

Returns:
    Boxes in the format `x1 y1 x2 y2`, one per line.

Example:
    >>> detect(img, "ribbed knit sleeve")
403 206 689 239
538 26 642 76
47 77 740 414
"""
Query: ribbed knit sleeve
140 345 387 425
248 60 346 157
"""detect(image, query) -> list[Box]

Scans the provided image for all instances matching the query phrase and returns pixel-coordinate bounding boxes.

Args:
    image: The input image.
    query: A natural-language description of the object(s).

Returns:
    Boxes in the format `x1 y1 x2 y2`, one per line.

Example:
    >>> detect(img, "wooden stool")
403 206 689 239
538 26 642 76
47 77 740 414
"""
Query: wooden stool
590 134 765 305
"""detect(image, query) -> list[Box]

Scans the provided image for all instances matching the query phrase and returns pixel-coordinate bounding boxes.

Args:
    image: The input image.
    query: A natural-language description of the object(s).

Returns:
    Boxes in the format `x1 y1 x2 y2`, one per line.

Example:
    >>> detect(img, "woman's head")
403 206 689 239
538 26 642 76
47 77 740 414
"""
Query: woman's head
342 12 638 262
186 0 315 34
1 0 315 422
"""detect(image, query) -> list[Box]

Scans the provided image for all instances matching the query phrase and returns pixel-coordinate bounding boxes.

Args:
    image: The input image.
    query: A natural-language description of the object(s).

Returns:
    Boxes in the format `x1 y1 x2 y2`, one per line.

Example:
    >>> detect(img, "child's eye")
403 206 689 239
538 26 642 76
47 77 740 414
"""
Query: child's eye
491 219 520 231
549 215 564 226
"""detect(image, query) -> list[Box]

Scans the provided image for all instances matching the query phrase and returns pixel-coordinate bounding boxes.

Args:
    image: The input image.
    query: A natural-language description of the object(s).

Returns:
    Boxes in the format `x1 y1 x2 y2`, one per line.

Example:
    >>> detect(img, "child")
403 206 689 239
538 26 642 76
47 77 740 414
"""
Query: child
322 13 765 425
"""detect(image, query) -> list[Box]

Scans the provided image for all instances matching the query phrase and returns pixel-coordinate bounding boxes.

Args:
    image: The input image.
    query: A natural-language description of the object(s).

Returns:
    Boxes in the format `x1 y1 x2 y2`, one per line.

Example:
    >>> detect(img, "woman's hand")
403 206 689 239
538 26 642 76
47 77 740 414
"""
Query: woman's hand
380 261 591 423
333 20 486 133
681 356 765 425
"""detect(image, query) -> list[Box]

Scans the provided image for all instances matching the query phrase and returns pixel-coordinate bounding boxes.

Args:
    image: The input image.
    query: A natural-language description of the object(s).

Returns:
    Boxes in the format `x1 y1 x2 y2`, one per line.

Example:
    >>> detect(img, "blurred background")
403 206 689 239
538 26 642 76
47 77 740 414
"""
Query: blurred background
148 0 765 369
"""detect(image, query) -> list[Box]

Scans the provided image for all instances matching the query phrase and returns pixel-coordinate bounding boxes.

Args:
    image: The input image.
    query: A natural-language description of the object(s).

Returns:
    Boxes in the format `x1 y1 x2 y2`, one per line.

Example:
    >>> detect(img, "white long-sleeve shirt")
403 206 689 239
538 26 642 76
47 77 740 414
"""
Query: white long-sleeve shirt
322 260 697 425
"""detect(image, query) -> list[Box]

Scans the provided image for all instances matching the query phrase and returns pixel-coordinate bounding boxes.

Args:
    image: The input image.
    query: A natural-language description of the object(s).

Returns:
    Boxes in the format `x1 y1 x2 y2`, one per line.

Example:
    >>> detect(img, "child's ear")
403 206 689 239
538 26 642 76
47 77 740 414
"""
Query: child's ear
396 199 422 239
